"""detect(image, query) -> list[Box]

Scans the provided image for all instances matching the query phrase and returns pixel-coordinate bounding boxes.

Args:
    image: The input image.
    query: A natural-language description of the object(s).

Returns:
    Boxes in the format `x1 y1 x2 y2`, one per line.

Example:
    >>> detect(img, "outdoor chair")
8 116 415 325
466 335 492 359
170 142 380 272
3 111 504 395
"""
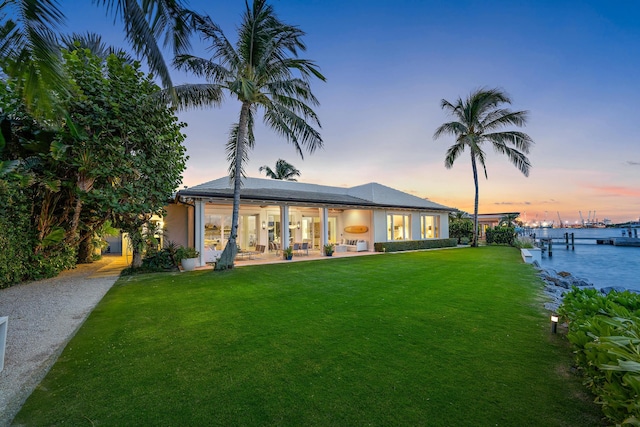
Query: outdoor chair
293 243 301 255
300 242 309 256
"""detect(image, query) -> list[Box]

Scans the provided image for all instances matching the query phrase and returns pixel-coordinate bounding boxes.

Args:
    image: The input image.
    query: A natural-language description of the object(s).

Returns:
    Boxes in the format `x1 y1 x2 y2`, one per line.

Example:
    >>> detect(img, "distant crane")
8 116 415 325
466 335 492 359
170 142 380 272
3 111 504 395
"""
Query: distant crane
557 212 563 228
579 211 585 226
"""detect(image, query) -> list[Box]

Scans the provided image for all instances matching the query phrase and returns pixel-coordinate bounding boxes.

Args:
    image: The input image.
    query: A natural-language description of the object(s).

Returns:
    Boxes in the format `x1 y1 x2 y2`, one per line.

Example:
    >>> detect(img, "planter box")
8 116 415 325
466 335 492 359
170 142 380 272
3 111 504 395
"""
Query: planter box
0 316 7 372
521 248 541 265
181 257 198 271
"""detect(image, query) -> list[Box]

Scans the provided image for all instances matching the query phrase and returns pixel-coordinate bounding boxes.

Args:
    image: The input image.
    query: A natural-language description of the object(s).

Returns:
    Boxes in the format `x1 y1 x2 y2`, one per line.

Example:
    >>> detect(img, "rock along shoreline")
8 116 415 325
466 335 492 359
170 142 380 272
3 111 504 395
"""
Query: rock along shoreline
536 263 634 313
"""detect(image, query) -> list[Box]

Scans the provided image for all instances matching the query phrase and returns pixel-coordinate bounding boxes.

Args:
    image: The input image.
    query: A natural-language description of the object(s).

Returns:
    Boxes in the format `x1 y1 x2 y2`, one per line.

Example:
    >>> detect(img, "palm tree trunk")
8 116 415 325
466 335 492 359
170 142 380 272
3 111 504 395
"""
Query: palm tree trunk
471 153 479 247
215 102 250 270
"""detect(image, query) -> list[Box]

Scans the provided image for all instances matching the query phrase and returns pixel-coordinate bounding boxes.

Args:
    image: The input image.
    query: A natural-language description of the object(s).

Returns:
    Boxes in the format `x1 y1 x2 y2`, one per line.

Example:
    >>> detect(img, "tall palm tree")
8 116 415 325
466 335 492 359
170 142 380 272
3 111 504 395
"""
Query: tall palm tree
173 0 325 270
0 0 195 113
259 159 301 181
434 88 533 247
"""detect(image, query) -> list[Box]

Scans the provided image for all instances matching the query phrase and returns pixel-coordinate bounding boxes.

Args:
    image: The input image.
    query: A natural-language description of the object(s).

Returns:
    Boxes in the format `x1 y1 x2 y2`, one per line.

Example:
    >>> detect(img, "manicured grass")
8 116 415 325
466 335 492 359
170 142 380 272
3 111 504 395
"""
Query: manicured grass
15 247 602 426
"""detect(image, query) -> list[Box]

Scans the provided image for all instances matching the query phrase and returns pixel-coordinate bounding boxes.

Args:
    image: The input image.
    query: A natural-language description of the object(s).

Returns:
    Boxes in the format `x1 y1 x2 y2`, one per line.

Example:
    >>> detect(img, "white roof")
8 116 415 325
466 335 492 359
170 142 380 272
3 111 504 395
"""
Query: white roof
180 177 452 211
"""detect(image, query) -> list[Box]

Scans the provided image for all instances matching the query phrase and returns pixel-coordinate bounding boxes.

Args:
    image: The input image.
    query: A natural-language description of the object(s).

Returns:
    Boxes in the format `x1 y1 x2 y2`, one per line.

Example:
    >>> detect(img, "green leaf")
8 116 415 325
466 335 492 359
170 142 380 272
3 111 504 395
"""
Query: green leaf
41 227 65 248
64 112 84 139
50 140 69 161
0 159 20 176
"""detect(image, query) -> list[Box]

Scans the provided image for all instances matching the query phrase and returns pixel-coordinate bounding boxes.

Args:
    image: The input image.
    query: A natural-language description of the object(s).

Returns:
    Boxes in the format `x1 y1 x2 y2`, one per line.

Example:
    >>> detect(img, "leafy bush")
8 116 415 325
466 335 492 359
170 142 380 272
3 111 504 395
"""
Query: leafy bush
30 245 77 280
0 178 32 288
558 288 640 425
177 246 199 260
139 241 185 272
374 238 457 253
485 226 516 245
449 218 474 244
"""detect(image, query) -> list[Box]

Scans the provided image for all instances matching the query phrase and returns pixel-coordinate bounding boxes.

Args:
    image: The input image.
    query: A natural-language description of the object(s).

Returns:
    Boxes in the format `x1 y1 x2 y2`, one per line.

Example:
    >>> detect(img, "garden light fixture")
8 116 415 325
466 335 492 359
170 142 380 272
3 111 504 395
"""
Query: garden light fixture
550 314 558 334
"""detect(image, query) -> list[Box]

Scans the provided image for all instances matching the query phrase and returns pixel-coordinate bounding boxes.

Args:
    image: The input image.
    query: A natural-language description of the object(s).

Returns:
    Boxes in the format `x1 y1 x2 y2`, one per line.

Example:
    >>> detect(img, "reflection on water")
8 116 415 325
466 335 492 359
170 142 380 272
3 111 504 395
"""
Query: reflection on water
528 228 640 292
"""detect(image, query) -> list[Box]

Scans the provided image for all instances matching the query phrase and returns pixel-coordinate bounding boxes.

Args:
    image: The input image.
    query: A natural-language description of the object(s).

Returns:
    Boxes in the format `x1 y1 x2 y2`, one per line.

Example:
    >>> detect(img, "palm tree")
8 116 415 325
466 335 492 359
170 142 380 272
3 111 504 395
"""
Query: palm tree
173 0 325 270
0 0 195 113
434 88 533 247
259 159 301 181
499 213 519 227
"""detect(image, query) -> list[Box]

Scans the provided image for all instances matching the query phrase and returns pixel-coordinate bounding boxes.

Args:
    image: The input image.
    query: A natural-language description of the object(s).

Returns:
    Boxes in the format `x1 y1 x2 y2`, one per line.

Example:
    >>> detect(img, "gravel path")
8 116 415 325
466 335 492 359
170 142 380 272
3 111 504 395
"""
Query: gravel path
0 255 128 427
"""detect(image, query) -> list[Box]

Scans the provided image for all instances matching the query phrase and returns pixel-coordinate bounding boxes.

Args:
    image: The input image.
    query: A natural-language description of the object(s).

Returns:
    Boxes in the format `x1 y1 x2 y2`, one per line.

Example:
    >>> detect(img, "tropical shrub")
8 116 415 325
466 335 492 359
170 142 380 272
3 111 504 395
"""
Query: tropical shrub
449 218 474 244
558 288 640 425
374 238 457 253
485 226 516 245
137 242 189 273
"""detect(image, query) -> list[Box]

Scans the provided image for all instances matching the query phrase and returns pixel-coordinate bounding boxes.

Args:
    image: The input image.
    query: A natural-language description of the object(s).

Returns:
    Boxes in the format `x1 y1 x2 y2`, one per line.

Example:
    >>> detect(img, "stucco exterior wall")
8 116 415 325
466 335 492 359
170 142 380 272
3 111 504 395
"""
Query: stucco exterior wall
340 209 372 245
164 203 190 248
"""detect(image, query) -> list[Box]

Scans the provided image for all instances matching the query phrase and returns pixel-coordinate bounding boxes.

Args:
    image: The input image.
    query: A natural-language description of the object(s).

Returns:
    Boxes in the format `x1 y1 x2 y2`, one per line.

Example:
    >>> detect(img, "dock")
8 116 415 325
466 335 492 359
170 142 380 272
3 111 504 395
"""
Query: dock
530 232 640 256
596 237 640 247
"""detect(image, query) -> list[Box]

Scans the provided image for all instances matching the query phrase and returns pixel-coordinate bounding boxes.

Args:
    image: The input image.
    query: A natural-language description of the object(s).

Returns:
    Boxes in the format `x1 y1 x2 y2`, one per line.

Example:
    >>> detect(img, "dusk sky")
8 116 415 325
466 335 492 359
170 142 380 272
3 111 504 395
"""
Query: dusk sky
64 1 640 224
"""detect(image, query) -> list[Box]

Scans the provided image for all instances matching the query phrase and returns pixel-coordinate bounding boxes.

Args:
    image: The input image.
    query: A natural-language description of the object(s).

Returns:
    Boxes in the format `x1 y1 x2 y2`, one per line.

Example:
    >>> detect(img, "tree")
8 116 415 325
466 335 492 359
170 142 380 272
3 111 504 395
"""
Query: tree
499 213 519 227
0 0 196 114
0 45 187 273
173 0 325 270
434 88 533 247
59 48 187 266
259 159 301 181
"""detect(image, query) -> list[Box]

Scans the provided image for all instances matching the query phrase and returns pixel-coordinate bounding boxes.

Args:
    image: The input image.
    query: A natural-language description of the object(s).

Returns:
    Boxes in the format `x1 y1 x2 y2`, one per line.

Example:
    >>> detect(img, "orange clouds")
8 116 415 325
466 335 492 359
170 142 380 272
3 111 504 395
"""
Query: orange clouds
585 185 640 198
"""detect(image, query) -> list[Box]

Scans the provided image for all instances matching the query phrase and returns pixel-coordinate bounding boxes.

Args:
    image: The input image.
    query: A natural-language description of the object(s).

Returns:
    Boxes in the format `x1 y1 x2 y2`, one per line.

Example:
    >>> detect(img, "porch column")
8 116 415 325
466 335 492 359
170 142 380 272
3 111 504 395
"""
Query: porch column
194 199 205 267
320 207 329 247
280 205 290 248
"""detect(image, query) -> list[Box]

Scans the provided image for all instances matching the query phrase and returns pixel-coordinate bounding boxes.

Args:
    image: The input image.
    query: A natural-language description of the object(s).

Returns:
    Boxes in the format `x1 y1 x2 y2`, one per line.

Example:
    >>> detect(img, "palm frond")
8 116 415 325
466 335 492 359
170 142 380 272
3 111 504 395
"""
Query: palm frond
433 121 467 140
263 101 323 157
174 54 233 82
163 83 223 110
490 141 532 176
225 112 255 180
444 142 465 169
485 130 534 154
483 109 529 131
97 0 198 90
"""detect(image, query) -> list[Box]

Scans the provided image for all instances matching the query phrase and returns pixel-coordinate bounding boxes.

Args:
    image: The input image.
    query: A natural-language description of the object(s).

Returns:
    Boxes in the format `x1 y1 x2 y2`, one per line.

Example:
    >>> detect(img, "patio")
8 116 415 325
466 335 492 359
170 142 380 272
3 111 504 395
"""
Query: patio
195 247 380 270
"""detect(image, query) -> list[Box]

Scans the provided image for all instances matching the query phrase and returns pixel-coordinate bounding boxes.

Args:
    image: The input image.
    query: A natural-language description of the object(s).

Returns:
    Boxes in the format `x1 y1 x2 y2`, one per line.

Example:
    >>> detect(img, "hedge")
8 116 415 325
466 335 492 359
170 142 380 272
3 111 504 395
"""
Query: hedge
0 179 32 288
486 226 516 245
374 238 458 253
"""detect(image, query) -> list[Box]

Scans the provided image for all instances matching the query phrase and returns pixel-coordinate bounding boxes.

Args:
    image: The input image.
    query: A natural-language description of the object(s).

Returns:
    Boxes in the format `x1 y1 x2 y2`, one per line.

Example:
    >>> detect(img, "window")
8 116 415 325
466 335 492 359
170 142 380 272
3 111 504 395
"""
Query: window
420 215 440 239
387 214 410 240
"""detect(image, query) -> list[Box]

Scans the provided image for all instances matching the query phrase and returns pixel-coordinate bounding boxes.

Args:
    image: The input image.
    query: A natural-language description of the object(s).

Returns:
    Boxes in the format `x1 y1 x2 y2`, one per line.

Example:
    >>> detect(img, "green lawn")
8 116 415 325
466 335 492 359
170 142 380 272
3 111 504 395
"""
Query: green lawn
15 247 602 426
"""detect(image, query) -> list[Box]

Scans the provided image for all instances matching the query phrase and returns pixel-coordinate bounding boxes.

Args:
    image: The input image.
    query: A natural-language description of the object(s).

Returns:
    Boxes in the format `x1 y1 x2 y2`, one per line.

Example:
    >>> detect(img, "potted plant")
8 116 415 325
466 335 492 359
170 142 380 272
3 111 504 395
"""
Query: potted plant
324 243 334 257
283 246 294 260
178 247 200 271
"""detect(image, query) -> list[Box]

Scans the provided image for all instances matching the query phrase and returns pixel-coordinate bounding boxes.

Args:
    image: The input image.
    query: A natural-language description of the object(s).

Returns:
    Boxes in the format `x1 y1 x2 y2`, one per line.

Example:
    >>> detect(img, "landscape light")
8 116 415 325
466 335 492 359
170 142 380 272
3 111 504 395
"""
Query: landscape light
550 314 559 334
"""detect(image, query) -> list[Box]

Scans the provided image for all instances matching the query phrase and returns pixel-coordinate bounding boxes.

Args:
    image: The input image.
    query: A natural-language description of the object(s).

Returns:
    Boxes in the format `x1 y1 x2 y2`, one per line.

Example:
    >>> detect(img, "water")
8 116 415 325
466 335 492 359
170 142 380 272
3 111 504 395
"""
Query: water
528 228 640 292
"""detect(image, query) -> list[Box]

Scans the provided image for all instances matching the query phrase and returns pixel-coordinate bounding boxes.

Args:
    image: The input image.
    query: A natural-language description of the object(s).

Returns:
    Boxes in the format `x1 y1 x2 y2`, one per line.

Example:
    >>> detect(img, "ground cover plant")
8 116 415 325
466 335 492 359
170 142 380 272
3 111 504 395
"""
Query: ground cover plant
15 247 602 426
559 288 640 425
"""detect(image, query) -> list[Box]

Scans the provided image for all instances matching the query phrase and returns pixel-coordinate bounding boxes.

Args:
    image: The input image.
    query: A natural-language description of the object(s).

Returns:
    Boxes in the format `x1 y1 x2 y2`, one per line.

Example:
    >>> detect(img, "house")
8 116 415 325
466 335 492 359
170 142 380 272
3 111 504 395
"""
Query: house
165 177 454 266
472 212 520 237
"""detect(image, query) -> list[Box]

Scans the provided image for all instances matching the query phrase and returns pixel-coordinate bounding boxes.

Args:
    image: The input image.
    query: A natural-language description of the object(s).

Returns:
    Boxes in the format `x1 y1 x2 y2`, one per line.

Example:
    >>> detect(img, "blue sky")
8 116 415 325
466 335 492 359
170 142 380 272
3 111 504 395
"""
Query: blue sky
64 1 640 223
